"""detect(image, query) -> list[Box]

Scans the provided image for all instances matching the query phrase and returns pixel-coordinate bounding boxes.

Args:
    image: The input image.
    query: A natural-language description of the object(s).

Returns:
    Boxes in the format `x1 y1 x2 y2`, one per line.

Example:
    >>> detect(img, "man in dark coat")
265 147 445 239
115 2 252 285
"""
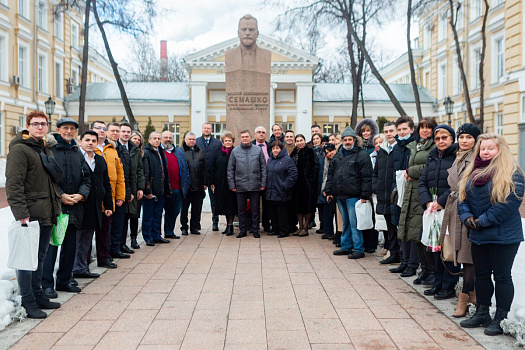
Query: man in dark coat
269 124 283 144
161 130 190 239
6 110 62 319
373 122 400 265
252 126 272 233
195 123 222 231
118 122 145 253
42 117 91 298
325 126 372 259
73 131 113 279
143 132 171 246
180 132 208 235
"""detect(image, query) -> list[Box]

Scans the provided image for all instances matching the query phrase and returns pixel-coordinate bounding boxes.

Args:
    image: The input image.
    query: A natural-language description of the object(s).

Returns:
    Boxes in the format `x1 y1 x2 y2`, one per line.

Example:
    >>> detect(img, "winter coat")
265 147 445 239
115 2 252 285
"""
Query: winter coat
94 140 126 211
317 155 327 204
212 148 237 216
122 141 145 215
164 146 191 198
398 139 436 242
47 133 91 228
269 134 283 144
115 141 133 201
458 171 524 245
290 146 318 213
324 145 373 201
373 140 396 215
438 149 474 265
80 153 113 230
266 147 298 203
356 118 380 155
143 143 171 196
6 131 62 226
227 143 267 192
180 142 208 192
196 136 222 179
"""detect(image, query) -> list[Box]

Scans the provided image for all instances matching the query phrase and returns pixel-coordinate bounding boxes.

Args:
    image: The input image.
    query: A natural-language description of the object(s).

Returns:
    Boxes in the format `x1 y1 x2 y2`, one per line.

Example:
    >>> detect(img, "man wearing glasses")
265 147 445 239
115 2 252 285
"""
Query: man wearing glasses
6 111 62 318
252 126 272 234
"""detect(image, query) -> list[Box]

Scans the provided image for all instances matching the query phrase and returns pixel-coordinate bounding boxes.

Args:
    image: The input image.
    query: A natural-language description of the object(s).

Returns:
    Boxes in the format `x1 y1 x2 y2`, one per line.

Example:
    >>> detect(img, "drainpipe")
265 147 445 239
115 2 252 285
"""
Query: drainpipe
33 0 39 110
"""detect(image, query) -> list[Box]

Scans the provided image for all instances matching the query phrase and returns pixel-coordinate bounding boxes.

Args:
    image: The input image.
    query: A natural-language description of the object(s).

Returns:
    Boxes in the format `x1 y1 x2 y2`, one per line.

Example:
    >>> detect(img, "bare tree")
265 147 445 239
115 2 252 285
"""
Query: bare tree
407 0 423 121
78 0 91 133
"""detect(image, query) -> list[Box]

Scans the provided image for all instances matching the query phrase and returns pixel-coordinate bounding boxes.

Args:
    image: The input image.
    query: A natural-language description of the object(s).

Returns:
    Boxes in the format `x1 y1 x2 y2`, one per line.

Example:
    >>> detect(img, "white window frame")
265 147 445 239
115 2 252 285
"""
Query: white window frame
19 115 26 129
455 119 462 132
18 0 30 19
37 1 47 30
471 46 482 88
0 32 7 82
521 94 525 123
54 11 63 40
423 24 431 50
71 67 79 86
438 60 447 100
493 0 504 7
38 53 47 93
322 123 340 136
471 0 482 20
438 13 447 42
453 56 463 95
493 36 505 83
18 42 30 89
71 22 79 48
495 113 503 134
279 123 294 132
54 59 63 99
163 122 180 147
456 5 463 31
211 122 226 140
0 112 4 155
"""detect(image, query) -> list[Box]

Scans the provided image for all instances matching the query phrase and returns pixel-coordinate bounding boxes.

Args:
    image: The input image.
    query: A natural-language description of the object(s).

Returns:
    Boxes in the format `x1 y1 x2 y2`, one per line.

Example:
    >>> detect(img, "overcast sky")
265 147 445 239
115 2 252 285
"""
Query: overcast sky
100 0 414 72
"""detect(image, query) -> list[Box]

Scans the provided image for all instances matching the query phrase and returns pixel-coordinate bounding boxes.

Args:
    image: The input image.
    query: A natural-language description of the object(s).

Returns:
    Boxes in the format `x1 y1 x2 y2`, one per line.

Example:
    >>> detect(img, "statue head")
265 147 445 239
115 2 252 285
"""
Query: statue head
238 14 259 49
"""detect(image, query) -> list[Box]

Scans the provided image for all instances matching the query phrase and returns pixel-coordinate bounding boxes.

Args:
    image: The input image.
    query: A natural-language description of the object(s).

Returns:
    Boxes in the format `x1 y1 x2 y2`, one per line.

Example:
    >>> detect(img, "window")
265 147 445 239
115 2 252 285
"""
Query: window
495 38 504 81
211 123 226 140
71 22 79 48
495 113 503 135
37 1 47 30
493 0 504 7
279 123 293 132
323 123 340 136
472 48 482 88
455 119 462 131
55 60 63 98
163 122 180 146
0 34 6 82
438 13 447 42
472 0 482 20
522 95 525 122
19 115 26 129
18 45 29 88
38 54 47 92
0 112 4 155
18 0 29 18
71 68 79 86
438 62 447 100
453 58 463 95
54 12 63 40
456 5 463 30
423 24 431 50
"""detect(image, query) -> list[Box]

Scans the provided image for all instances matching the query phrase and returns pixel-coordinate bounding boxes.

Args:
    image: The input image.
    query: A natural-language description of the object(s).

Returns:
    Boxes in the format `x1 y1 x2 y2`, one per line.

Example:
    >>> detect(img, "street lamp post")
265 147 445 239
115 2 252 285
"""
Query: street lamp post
44 96 55 125
444 96 454 126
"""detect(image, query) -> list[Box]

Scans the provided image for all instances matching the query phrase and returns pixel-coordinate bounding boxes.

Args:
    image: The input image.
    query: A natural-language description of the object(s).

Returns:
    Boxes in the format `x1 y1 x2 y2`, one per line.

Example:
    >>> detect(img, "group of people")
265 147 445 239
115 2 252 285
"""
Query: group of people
6 112 523 339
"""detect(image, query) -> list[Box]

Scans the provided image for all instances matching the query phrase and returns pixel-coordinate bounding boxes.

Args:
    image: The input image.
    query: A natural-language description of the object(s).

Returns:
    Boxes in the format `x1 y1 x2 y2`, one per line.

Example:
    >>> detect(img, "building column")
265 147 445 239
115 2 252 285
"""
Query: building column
190 81 207 133
296 82 314 137
270 83 277 130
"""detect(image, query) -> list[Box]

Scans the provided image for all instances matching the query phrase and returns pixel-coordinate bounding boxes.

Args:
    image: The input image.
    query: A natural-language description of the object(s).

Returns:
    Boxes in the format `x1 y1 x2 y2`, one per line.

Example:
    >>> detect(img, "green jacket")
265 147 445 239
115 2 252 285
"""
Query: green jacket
398 139 436 242
6 131 62 226
126 141 145 215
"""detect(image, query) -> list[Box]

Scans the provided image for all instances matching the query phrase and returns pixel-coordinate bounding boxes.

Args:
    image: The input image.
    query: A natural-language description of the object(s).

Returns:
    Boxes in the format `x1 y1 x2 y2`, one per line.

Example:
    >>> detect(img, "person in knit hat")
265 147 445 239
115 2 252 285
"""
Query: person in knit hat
324 125 373 259
456 123 481 141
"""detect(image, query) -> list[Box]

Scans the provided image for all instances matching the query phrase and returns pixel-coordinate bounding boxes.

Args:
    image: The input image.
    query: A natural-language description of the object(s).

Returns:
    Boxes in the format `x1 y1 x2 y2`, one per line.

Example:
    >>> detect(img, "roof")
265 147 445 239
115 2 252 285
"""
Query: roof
313 84 436 104
65 82 189 103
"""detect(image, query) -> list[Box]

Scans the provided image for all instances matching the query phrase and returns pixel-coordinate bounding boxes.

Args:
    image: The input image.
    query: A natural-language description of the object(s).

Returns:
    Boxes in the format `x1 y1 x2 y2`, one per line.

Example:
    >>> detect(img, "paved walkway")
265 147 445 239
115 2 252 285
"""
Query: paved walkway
4 213 517 349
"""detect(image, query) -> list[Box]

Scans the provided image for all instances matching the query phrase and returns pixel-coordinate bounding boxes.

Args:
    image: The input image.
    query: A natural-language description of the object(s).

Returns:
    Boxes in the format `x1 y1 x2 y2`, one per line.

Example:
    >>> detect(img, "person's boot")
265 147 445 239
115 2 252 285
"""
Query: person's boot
131 239 140 249
484 307 507 336
468 291 477 305
453 292 470 318
226 225 234 236
421 273 435 286
222 225 229 234
22 297 47 319
333 231 341 245
413 268 430 285
460 304 492 328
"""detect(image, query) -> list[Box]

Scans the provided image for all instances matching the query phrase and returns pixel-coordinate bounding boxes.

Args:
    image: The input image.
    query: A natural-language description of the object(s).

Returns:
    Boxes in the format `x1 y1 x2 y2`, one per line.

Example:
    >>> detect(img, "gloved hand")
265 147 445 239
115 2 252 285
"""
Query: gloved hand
465 216 479 230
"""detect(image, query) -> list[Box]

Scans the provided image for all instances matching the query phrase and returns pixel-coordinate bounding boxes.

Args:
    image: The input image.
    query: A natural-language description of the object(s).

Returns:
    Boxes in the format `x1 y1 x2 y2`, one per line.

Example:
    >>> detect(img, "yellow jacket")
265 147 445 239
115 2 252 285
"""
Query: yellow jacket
95 139 125 211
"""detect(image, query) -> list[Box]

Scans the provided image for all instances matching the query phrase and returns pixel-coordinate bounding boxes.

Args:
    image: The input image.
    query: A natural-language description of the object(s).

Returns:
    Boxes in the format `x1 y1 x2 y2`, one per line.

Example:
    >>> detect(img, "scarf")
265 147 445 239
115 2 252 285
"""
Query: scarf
56 134 73 149
472 156 493 186
222 146 233 156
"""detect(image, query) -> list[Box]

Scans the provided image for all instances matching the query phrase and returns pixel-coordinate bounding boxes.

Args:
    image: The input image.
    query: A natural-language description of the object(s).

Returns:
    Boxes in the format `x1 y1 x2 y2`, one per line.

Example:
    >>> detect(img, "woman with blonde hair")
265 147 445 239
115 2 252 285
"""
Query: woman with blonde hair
458 133 524 336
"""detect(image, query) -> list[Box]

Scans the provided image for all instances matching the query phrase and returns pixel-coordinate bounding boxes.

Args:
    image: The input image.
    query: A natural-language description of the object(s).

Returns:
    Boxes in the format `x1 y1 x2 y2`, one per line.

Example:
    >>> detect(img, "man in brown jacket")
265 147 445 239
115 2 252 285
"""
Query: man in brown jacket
6 110 62 319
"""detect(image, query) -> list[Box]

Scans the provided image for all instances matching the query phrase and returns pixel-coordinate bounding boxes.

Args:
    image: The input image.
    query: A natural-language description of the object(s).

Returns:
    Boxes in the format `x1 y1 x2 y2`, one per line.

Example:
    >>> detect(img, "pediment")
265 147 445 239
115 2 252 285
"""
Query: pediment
184 34 319 71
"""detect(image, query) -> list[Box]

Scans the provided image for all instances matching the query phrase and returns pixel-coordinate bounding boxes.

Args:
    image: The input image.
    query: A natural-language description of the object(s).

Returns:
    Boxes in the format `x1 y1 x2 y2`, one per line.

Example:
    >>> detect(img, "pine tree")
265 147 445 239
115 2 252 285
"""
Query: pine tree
376 117 388 133
143 117 155 141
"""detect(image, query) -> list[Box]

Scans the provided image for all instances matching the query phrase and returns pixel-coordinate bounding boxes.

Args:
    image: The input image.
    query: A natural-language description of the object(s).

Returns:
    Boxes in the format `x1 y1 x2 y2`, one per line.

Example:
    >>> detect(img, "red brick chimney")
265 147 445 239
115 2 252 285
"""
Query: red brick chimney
160 40 168 81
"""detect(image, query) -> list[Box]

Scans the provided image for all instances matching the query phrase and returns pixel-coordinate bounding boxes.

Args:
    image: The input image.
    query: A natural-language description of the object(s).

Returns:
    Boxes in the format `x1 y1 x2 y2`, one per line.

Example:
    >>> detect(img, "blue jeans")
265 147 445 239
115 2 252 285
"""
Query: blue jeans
142 195 165 242
337 198 364 253
164 189 182 235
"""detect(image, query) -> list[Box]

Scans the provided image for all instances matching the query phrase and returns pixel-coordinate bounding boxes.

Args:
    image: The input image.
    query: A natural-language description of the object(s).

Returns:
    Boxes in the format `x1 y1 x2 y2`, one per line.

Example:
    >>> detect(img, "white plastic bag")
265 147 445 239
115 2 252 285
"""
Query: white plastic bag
371 195 388 231
355 200 374 230
7 221 40 271
421 207 444 252
395 170 407 207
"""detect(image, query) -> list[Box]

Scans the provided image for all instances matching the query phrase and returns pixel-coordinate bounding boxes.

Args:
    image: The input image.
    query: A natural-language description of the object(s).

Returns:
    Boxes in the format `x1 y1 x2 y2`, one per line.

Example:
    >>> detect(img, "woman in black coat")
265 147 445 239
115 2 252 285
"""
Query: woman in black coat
266 141 298 238
129 131 148 249
211 131 237 236
291 134 318 236
418 124 459 300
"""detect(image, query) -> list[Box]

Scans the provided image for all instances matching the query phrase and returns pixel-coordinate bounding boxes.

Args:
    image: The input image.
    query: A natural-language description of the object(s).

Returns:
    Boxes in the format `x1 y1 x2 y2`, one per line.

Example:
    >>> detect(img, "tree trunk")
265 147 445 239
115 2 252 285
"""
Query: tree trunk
478 0 490 131
92 0 136 126
78 0 91 134
347 32 359 128
407 0 422 122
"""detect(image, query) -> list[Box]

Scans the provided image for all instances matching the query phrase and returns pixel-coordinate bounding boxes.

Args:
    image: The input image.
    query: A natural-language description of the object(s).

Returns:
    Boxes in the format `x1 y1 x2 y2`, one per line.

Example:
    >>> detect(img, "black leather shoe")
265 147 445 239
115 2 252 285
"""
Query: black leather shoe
335 243 342 248
111 252 130 259
421 274 435 286
389 264 407 273
380 255 401 265
35 294 61 309
73 271 100 279
146 240 155 246
348 252 365 259
131 239 140 249
56 284 81 293
98 260 117 268
316 229 324 234
212 223 219 231
424 287 441 296
190 230 201 235
121 245 134 254
400 267 417 277
21 298 47 319
236 232 247 238
154 238 170 243
434 290 455 300
42 287 58 299
413 272 430 285
164 234 180 239
181 229 189 235
278 233 289 238
253 233 260 238
333 249 352 256
69 278 78 286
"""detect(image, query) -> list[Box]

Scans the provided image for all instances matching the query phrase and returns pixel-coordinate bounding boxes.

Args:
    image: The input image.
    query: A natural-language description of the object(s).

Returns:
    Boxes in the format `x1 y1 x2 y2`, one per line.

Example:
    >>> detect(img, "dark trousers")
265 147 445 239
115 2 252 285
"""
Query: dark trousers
121 213 131 246
164 189 182 235
94 215 111 264
288 199 298 233
109 203 126 254
363 229 378 251
471 242 520 311
142 195 165 241
129 200 142 240
17 224 53 300
432 251 460 291
267 200 289 235
401 240 419 269
42 224 77 288
261 191 271 230
208 187 218 225
322 200 335 235
237 191 260 233
181 191 204 232
417 242 435 272
73 229 95 274
383 214 399 255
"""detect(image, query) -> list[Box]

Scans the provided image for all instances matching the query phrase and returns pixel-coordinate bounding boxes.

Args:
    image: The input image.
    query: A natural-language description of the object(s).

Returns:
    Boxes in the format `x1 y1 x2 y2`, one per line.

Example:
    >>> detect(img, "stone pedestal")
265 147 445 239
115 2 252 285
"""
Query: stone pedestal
225 46 271 141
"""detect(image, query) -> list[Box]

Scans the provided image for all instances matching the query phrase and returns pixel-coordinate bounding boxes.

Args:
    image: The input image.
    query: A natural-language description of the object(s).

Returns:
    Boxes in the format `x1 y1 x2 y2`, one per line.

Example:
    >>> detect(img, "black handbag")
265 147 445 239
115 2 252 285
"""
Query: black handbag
28 145 62 183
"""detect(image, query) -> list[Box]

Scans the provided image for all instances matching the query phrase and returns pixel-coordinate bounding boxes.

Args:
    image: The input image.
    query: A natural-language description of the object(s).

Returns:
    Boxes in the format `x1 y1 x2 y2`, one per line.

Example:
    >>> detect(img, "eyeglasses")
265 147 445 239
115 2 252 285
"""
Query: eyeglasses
256 131 266 134
93 126 107 131
434 136 450 141
29 122 49 128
